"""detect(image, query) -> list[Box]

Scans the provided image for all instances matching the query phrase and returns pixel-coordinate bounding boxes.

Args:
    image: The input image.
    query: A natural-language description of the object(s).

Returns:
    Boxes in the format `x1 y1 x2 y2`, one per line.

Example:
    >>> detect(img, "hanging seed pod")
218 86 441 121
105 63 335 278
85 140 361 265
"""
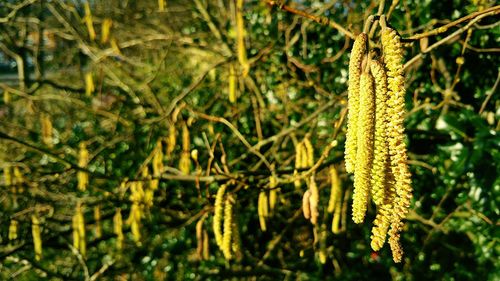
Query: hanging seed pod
41 114 53 148
352 70 375 224
83 2 96 41
77 143 89 191
222 194 234 260
101 18 112 44
229 64 237 103
236 0 249 77
302 189 311 220
370 59 389 206
258 191 268 231
8 219 18 241
94 205 102 238
308 176 319 225
84 72 94 96
345 33 368 173
32 215 42 261
213 185 226 247
113 208 124 250
380 16 413 263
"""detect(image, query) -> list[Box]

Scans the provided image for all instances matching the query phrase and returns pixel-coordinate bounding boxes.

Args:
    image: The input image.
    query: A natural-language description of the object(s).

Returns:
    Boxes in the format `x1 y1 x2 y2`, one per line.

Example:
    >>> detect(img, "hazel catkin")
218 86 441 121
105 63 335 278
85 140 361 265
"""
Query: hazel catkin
213 184 226 247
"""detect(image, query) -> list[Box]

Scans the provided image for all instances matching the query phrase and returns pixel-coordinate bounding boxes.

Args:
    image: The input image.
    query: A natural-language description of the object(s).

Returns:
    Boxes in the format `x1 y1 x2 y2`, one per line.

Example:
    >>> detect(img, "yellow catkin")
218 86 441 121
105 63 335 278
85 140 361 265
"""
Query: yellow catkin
258 191 268 231
332 197 342 234
8 219 18 240
84 2 96 41
229 64 237 103
302 189 311 219
72 203 86 257
345 33 367 173
13 166 23 186
294 142 304 188
231 214 241 261
222 194 234 260
101 18 112 44
303 137 314 168
179 124 191 174
167 125 176 156
370 59 389 206
352 71 375 224
77 143 89 191
41 114 53 147
371 165 396 251
113 208 124 250
308 176 319 225
32 215 42 261
319 226 328 264
129 203 142 245
202 230 210 260
269 174 278 212
94 205 102 238
381 22 413 263
152 140 164 177
85 72 94 96
213 185 226 247
196 217 204 260
236 0 249 77
158 0 165 11
327 166 341 213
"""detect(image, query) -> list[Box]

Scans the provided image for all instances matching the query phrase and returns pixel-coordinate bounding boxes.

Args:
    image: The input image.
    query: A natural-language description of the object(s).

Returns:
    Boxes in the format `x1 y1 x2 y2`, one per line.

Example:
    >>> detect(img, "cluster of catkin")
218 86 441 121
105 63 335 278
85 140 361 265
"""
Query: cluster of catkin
257 174 279 231
344 16 413 263
212 184 241 260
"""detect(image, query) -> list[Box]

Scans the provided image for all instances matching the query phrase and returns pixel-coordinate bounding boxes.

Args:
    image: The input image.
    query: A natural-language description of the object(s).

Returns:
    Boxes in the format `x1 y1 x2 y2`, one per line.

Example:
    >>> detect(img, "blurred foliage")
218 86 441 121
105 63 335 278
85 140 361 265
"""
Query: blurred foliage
0 0 499 280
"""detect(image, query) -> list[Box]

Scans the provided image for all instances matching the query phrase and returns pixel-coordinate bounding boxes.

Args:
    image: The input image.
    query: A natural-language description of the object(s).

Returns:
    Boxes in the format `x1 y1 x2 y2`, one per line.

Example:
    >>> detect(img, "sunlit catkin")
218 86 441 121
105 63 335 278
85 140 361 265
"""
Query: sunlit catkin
302 189 311 220
345 33 367 173
258 191 268 231
4 166 12 186
179 124 191 174
8 219 18 241
381 17 413 263
94 205 102 238
72 203 86 257
303 137 314 168
113 208 124 250
236 0 249 77
269 174 278 213
327 166 341 213
85 72 94 96
158 0 165 11
196 217 204 260
294 142 304 188
83 2 96 41
352 70 375 224
213 184 226 247
229 64 237 103
167 125 176 156
371 166 396 251
41 114 53 147
370 59 389 206
222 194 234 260
101 18 112 44
77 143 89 191
3 90 10 104
32 215 42 261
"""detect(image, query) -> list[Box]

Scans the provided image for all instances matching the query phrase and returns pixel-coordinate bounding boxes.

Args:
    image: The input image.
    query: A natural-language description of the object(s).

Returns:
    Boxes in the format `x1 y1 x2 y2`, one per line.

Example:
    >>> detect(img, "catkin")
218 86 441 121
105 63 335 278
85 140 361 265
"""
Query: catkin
158 0 165 11
41 114 53 147
236 0 249 77
32 215 42 261
152 140 164 177
179 124 191 174
327 166 341 213
72 203 86 257
196 217 204 260
84 2 96 41
381 18 413 263
303 137 315 168
229 64 237 103
113 208 124 250
302 189 311 219
213 184 226 247
370 59 389 206
222 194 234 260
308 176 319 225
269 174 278 212
352 70 375 224
3 90 10 104
101 18 112 44
345 33 367 173
77 143 89 191
4 166 12 186
202 230 210 260
8 219 18 241
84 72 94 96
370 164 396 251
167 125 176 156
258 191 268 231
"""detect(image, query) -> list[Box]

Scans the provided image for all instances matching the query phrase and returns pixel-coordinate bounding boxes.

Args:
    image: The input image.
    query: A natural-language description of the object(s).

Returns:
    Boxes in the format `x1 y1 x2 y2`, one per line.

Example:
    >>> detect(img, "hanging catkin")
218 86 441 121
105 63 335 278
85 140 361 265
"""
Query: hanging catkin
113 208 124 250
229 63 237 103
352 70 375 224
101 18 112 44
41 114 53 148
380 16 413 263
179 123 191 174
302 189 311 219
371 165 396 251
8 219 18 241
328 166 343 234
308 176 319 225
196 217 205 260
345 33 367 173
370 59 389 206
83 2 96 41
94 205 102 238
258 191 268 231
72 203 86 257
268 174 279 213
167 125 176 156
84 72 94 96
222 194 234 260
294 142 304 188
158 0 165 11
236 0 249 77
213 184 226 247
32 215 42 261
4 166 12 186
77 143 89 191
